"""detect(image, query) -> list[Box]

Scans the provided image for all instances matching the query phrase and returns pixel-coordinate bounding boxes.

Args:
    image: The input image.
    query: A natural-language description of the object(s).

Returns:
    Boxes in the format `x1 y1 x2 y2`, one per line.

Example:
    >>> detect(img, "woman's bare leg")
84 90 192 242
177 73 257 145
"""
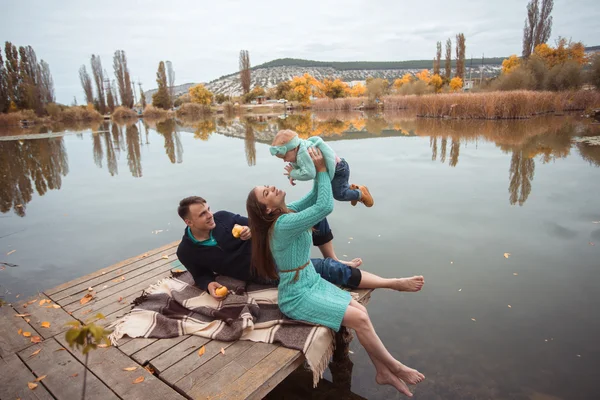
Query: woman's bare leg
342 300 425 389
357 271 425 292
317 241 362 267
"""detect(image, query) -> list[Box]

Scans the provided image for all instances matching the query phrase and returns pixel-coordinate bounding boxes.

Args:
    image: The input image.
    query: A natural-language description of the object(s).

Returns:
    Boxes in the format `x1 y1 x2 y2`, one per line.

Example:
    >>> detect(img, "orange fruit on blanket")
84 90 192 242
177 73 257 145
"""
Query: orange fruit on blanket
215 286 228 297
232 224 244 238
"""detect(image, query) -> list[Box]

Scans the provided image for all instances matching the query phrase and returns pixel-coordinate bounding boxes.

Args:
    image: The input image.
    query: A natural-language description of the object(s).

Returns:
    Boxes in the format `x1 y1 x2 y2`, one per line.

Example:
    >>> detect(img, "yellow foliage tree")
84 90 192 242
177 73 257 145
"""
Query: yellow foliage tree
449 77 463 92
430 74 443 93
416 70 431 84
393 73 413 90
348 83 366 97
189 84 214 105
320 78 350 99
502 55 521 74
194 119 216 141
534 38 587 68
290 73 320 105
8 101 18 112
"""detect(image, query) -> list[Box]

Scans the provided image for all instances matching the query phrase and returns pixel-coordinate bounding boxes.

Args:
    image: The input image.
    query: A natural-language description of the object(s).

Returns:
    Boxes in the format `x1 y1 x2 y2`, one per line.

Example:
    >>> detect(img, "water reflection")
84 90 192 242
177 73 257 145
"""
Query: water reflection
0 137 68 216
1 114 599 217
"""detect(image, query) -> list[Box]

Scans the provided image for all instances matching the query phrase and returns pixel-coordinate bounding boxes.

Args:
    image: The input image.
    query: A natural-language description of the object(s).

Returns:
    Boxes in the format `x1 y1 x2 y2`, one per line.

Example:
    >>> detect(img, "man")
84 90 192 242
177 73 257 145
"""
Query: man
176 196 424 299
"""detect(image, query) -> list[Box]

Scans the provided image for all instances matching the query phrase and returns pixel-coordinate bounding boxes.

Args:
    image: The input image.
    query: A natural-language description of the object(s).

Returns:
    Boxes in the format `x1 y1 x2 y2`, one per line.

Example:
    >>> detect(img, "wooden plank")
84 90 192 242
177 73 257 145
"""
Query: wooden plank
186 360 248 400
150 336 211 374
118 338 158 356
51 248 178 304
0 353 54 400
220 346 304 400
0 305 42 357
45 240 179 296
156 337 223 382
64 260 175 314
131 335 189 365
19 338 120 400
70 266 175 321
232 342 280 370
14 294 78 339
55 336 185 400
175 340 256 394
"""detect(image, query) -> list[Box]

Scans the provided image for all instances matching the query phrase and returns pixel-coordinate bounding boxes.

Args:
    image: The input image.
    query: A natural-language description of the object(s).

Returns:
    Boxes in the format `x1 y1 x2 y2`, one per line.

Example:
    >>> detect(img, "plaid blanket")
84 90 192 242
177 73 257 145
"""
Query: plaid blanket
108 271 338 386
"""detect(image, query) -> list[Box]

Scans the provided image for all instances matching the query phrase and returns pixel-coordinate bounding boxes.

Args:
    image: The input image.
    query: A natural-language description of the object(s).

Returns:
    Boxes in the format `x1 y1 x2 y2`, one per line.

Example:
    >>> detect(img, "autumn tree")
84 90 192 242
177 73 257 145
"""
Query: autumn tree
416 69 431 83
393 73 413 90
189 84 213 105
138 82 146 109
106 77 115 112
79 65 94 105
590 54 600 90
239 50 251 95
4 42 20 108
113 50 134 108
290 73 320 105
348 83 366 97
152 61 170 109
91 55 106 114
455 33 466 79
166 61 175 107
450 77 463 92
18 46 42 112
38 60 55 104
445 38 452 80
366 77 390 101
275 80 292 100
522 0 554 58
243 85 265 103
434 41 442 75
0 48 8 112
502 55 521 74
534 38 586 68
430 74 443 93
321 78 349 99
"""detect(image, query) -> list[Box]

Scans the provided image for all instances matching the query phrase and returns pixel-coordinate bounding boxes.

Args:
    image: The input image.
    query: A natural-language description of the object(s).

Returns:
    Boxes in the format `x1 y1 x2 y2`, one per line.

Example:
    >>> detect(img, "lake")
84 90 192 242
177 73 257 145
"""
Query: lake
1 112 600 399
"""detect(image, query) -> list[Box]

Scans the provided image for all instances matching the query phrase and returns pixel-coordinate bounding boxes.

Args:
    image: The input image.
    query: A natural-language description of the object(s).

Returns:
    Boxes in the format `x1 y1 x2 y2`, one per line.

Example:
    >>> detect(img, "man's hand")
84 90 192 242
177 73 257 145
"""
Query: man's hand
240 226 251 240
207 282 226 300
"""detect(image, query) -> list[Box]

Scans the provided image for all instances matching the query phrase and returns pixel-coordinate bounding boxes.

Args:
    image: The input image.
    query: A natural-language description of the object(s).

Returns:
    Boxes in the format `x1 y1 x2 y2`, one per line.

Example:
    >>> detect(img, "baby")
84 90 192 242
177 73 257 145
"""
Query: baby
269 129 373 207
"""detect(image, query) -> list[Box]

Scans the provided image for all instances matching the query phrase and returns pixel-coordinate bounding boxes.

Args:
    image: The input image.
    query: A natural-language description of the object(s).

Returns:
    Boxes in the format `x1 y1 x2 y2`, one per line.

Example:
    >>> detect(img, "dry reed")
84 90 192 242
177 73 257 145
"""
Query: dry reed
112 106 139 120
176 103 212 119
142 105 169 120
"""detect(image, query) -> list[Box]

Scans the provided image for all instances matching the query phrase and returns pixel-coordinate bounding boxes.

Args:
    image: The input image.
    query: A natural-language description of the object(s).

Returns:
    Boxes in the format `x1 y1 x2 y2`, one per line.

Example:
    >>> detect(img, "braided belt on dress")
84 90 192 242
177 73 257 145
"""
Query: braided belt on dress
279 261 310 283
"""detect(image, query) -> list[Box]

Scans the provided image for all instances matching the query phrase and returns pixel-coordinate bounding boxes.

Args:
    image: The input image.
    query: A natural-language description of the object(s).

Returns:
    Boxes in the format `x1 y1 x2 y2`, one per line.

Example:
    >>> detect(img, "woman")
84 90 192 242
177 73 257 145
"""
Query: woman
246 147 425 397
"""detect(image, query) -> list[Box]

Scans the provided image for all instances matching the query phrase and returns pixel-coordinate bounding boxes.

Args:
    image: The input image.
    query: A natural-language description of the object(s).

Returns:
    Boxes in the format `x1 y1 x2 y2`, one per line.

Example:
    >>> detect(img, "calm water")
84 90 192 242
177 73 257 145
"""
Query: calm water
1 113 600 399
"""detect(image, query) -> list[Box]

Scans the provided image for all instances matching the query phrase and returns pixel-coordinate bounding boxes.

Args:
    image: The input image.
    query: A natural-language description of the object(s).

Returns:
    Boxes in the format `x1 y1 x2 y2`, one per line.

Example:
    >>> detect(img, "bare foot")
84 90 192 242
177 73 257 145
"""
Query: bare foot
393 363 425 385
392 276 425 292
340 257 362 268
376 372 413 397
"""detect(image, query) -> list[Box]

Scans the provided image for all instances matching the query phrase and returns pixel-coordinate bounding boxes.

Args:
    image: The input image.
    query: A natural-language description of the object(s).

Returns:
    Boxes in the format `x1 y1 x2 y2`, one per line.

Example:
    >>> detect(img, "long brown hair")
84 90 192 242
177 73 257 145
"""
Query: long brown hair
246 188 287 280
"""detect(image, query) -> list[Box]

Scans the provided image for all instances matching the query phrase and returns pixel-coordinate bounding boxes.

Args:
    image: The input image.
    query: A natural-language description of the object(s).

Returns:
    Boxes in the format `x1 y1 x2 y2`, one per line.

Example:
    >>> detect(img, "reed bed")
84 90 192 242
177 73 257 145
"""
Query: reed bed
112 106 139 120
142 105 170 120
312 97 367 112
176 103 212 119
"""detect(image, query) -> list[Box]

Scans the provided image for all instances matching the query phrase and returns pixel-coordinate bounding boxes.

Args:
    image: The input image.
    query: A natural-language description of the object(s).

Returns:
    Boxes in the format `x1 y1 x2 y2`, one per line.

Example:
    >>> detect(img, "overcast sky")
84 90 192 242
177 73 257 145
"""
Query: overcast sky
1 0 598 104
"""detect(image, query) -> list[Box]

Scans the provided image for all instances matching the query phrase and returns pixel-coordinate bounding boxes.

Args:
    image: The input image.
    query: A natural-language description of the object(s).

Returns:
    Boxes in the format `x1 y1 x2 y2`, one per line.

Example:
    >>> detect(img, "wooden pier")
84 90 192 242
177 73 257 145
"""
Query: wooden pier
0 241 372 400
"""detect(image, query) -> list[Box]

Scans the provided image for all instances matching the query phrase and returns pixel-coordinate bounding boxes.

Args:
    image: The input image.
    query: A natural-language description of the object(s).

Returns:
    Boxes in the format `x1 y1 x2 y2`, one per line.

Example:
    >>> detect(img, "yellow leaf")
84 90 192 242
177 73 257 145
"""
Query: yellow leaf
18 328 23 335
41 321 51 328
31 336 42 343
25 318 30 323
80 293 94 305
39 299 46 306
503 253 511 259
22 331 31 337
145 365 155 374
220 347 225 355
15 313 30 317
35 375 46 382
70 373 78 377
27 382 38 390
132 376 145 384
52 304 61 309
30 349 41 357
198 346 206 356
97 344 109 348
123 367 138 371
87 287 93 291
27 299 38 305
7 249 16 256
161 255 169 259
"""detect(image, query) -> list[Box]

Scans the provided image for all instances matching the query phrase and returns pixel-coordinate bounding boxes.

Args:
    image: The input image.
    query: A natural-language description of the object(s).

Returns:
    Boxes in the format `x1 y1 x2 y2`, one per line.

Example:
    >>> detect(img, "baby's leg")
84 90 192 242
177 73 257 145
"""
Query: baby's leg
331 159 361 202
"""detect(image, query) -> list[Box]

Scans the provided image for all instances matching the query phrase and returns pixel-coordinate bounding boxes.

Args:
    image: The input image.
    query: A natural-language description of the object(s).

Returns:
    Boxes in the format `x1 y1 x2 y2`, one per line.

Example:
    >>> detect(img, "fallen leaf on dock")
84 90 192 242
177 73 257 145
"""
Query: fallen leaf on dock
140 253 149 258
31 336 42 343
81 309 92 315
18 328 23 335
198 346 206 356
27 299 38 305
22 331 31 337
15 313 30 317
35 375 46 382
40 321 51 328
80 293 94 305
30 349 41 357
87 287 93 291
504 253 511 259
132 376 144 384
38 299 50 306
220 347 225 355
55 348 66 352
70 373 78 377
113 276 125 282
6 250 16 256
123 367 138 371
51 304 61 309
97 343 109 348
25 318 30 323
145 365 155 374
161 255 169 259
101 271 106 275
27 382 38 390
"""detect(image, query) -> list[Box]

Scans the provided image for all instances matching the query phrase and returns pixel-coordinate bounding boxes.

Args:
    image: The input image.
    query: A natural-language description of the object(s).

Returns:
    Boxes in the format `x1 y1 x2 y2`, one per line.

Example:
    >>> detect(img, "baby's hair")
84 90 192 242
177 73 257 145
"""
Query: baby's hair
272 129 298 146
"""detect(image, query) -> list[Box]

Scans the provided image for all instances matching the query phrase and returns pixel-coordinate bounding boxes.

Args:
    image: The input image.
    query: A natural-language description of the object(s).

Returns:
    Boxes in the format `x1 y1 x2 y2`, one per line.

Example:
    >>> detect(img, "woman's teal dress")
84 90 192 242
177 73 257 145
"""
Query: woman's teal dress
271 171 352 331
